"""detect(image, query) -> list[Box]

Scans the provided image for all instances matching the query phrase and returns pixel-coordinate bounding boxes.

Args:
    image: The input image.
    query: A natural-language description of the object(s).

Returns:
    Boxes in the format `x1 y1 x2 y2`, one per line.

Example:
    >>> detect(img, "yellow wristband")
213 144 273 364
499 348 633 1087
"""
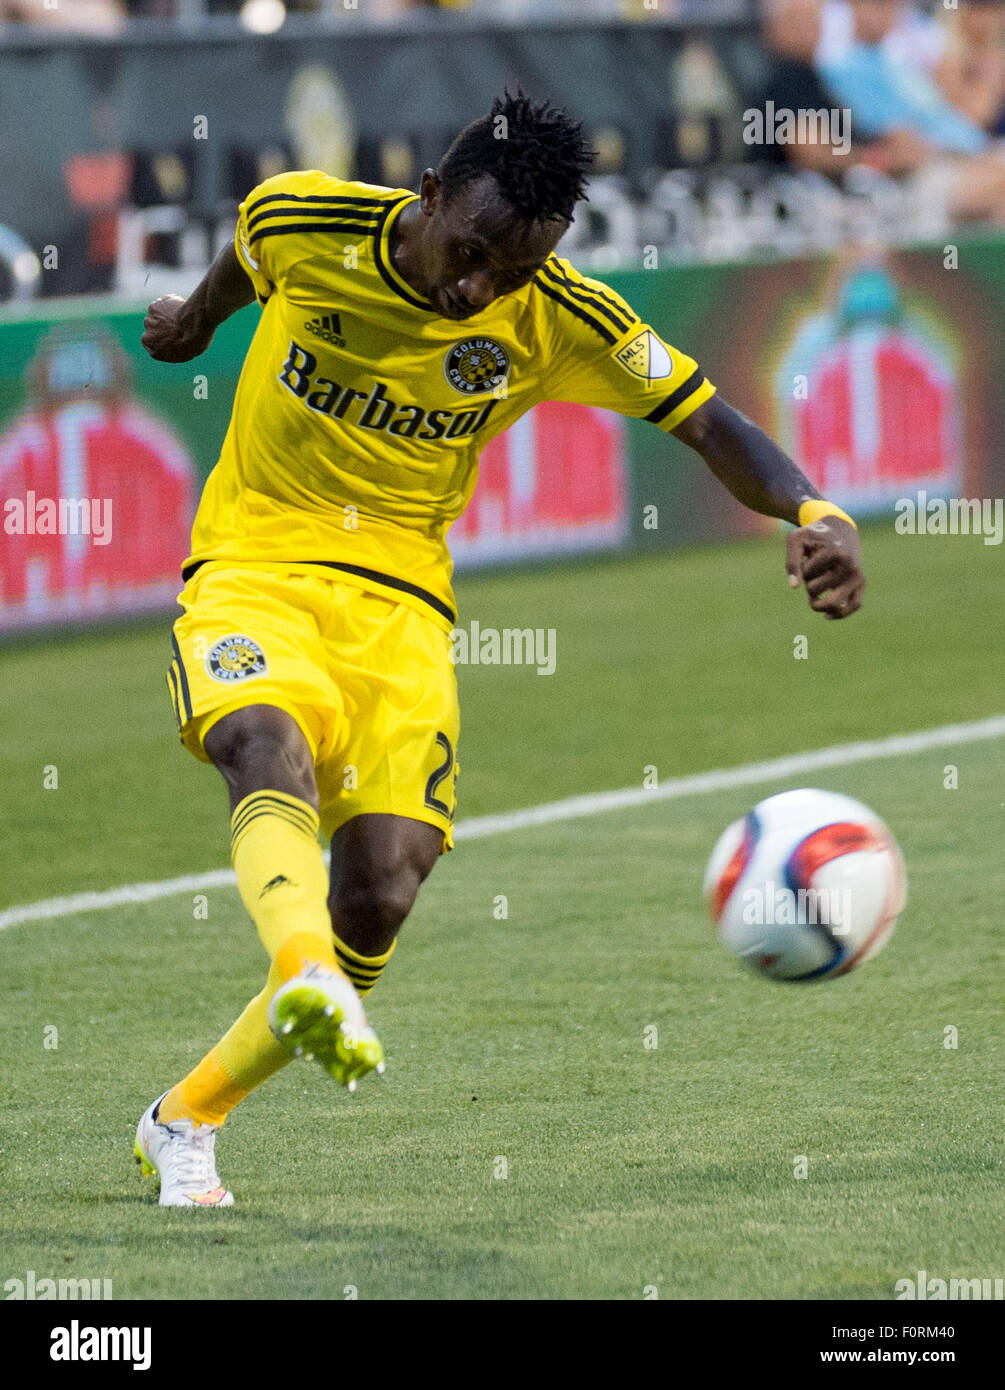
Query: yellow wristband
798 499 857 530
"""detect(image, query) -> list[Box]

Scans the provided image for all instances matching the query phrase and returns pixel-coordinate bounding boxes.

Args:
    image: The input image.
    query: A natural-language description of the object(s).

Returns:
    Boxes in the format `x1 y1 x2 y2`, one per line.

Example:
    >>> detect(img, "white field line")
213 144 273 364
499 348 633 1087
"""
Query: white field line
2 714 1003 933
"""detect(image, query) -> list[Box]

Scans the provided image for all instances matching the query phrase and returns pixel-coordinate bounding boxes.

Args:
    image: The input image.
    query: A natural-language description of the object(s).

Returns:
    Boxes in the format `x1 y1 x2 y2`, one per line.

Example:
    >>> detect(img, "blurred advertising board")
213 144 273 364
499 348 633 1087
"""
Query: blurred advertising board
623 239 1001 552
0 304 629 633
0 318 195 632
2 236 1002 634
451 405 627 568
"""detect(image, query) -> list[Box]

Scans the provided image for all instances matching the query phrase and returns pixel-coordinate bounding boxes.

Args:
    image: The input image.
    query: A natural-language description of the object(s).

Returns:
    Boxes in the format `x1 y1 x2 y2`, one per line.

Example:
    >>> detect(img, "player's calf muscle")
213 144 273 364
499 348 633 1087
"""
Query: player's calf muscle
329 816 441 955
204 705 318 811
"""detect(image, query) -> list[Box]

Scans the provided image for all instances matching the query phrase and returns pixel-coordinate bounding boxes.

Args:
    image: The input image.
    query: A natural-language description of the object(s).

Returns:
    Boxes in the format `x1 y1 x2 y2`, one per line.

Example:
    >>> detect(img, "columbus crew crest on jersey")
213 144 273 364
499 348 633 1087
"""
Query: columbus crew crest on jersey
443 338 510 394
206 634 268 682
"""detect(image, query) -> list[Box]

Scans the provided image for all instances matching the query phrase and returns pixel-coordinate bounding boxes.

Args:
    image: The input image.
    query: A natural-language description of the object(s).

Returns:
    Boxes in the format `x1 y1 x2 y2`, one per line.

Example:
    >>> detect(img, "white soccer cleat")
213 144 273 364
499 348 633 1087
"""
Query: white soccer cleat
134 1093 234 1207
268 963 385 1090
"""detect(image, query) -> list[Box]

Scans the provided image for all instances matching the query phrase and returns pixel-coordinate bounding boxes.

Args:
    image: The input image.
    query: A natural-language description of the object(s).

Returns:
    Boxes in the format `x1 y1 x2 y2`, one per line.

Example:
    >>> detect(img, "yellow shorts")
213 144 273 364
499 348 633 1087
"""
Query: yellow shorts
165 563 459 847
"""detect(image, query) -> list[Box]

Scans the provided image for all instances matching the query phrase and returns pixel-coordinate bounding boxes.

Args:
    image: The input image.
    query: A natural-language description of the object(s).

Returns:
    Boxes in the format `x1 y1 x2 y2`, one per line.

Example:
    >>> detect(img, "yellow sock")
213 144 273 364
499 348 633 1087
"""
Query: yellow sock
332 930 396 998
230 790 340 980
158 961 290 1127
158 791 343 1129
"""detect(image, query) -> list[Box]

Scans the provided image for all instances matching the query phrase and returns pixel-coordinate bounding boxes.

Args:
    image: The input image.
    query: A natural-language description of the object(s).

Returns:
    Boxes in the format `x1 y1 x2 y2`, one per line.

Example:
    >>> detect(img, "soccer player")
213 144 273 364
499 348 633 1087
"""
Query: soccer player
136 92 864 1205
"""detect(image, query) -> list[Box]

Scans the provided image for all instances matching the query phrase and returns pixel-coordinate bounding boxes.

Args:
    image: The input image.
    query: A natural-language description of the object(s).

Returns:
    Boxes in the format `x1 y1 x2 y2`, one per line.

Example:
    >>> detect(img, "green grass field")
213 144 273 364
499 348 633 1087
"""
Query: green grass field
1 521 1002 1299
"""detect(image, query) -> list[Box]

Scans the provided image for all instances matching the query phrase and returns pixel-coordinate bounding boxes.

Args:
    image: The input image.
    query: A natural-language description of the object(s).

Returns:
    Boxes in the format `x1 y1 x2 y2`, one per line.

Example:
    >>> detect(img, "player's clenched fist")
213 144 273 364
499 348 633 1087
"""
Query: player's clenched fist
785 516 864 620
141 294 214 362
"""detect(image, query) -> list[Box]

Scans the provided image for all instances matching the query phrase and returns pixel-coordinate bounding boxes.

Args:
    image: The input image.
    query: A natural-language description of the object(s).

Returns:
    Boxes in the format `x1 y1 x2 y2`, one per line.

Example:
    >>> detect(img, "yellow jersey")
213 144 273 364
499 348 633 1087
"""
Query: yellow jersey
186 169 715 632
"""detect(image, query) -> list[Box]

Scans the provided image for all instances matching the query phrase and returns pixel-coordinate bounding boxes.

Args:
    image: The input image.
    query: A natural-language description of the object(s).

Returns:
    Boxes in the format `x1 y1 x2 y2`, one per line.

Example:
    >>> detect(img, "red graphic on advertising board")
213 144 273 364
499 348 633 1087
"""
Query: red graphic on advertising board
795 335 957 492
775 259 963 513
450 401 627 566
0 327 194 630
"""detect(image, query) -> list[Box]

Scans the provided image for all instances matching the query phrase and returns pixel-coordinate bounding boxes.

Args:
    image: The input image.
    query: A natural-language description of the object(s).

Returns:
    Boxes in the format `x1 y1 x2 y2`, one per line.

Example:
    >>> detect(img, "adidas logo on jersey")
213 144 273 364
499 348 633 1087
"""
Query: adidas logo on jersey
304 313 346 348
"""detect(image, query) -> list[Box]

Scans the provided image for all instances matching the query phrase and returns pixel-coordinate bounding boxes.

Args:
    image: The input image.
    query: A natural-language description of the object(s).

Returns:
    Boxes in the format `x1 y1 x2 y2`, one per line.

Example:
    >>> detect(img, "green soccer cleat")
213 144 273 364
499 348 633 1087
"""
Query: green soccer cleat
267 963 385 1091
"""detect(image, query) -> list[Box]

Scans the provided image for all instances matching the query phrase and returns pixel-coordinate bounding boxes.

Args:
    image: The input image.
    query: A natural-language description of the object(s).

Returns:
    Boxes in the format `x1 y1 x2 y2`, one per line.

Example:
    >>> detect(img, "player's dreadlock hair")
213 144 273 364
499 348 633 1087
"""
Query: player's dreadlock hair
438 90 594 225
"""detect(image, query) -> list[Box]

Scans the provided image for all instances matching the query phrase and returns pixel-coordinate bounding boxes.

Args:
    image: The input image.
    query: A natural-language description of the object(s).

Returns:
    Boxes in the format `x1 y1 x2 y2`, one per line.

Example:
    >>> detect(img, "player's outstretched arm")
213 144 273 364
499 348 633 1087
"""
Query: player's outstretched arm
672 393 865 621
141 243 257 363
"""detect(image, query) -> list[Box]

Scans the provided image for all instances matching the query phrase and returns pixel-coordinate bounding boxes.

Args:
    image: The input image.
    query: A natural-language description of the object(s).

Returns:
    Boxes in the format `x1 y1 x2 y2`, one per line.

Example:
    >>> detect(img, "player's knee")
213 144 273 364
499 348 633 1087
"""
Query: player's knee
205 705 317 808
330 866 420 949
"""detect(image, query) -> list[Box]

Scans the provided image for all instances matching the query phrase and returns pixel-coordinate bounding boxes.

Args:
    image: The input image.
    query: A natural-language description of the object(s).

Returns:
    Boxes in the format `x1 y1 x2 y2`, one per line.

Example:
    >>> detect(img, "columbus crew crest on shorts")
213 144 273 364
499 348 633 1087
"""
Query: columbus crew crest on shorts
443 338 510 394
206 634 268 682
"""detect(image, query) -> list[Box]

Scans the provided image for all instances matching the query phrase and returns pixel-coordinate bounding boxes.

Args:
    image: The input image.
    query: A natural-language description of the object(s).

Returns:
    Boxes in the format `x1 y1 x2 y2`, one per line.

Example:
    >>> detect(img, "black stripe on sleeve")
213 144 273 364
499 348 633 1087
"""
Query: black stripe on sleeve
245 191 385 220
539 261 635 335
532 278 617 346
246 205 382 237
645 369 706 425
249 220 382 243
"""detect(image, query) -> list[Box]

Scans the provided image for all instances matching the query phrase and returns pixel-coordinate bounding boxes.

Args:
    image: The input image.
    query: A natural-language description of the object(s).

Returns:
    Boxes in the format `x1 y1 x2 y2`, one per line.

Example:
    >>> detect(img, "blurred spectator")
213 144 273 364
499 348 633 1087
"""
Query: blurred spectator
0 0 126 30
818 0 987 154
817 0 945 73
817 0 1005 221
760 0 930 173
936 0 1005 136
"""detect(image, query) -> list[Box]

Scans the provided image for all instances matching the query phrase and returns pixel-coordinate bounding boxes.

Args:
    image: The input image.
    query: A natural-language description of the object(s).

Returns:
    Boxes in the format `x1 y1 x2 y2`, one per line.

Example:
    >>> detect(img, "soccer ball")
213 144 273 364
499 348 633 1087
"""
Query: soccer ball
703 788 906 982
